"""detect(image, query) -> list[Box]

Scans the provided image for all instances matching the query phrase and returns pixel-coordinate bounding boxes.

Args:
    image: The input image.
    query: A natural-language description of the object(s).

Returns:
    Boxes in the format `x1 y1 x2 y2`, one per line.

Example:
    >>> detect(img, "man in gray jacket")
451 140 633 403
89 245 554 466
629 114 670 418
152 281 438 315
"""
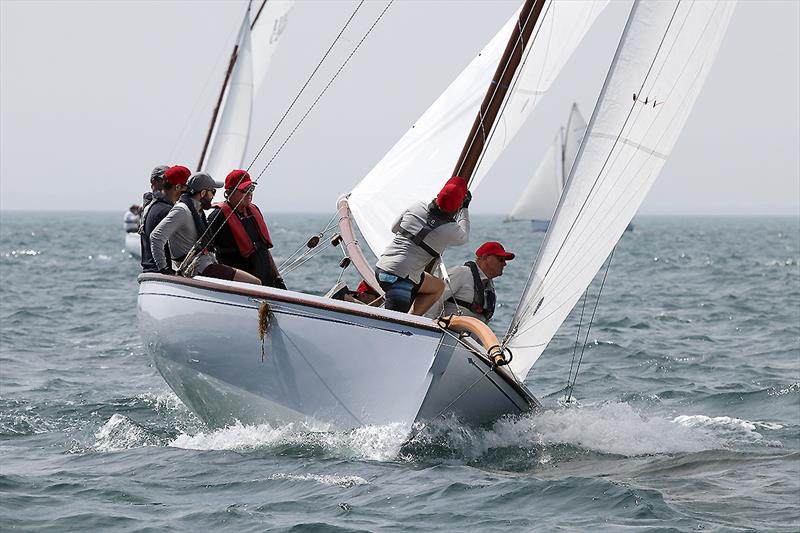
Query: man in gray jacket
150 172 260 284
375 176 470 315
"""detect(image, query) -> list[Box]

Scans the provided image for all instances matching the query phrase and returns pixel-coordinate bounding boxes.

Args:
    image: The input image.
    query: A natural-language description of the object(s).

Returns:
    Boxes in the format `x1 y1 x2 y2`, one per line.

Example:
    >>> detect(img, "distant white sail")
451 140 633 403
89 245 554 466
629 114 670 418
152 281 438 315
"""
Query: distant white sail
250 0 293 93
504 0 737 380
508 104 587 221
348 0 609 259
204 12 254 185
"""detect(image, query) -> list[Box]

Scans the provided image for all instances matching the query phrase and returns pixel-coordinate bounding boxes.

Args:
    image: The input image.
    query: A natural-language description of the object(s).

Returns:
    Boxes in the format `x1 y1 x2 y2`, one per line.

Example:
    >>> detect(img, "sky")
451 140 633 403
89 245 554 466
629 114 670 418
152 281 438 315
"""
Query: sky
1 0 798 215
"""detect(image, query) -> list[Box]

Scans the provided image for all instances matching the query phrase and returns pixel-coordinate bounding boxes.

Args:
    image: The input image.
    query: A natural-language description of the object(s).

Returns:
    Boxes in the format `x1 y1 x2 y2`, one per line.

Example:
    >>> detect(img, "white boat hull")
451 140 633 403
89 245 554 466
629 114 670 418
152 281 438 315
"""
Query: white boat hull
138 274 537 430
125 232 141 258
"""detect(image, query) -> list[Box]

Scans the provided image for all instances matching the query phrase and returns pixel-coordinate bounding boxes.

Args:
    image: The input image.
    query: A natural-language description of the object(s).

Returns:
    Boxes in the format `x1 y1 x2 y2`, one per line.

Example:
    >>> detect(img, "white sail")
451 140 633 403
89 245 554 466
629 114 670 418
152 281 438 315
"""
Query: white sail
348 0 609 259
507 133 562 221
505 0 737 380
561 103 588 183
204 12 254 186
250 0 293 93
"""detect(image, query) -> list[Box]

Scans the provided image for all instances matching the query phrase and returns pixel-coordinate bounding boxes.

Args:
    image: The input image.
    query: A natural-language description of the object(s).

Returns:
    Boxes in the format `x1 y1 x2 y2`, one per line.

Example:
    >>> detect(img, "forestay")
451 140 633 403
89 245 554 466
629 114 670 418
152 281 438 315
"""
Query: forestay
348 0 609 259
504 0 737 380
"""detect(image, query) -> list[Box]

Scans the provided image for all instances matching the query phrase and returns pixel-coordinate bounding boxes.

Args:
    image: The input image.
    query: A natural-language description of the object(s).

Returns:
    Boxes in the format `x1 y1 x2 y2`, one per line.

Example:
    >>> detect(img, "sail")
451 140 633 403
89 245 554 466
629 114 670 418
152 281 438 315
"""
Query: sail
348 0 609 259
561 103 587 185
204 12 254 186
504 0 737 380
250 0 293 93
507 133 562 221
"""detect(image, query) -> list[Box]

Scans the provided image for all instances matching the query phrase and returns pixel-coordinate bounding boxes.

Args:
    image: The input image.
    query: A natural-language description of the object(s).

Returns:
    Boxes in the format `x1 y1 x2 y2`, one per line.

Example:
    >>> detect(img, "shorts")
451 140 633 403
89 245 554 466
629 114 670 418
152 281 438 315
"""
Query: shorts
375 268 420 313
200 263 236 281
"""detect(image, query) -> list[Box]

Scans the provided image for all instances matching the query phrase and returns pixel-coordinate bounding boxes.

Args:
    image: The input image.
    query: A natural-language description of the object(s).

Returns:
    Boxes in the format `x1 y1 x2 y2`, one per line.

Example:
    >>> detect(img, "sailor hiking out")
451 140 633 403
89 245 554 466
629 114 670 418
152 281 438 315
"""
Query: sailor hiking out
375 176 471 315
431 241 515 323
140 165 190 272
207 170 286 289
149 172 260 284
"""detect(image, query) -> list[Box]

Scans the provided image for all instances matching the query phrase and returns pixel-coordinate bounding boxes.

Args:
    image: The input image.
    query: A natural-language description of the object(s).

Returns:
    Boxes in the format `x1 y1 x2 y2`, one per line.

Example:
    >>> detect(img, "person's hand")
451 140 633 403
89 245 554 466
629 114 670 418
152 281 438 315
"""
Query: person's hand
159 266 176 276
461 190 472 209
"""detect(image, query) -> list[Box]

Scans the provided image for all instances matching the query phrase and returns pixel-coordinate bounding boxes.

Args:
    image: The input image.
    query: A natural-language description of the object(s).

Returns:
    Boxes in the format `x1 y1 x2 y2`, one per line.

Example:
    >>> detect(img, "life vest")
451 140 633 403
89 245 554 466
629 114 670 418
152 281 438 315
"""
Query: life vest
395 201 455 259
212 202 272 258
453 261 496 321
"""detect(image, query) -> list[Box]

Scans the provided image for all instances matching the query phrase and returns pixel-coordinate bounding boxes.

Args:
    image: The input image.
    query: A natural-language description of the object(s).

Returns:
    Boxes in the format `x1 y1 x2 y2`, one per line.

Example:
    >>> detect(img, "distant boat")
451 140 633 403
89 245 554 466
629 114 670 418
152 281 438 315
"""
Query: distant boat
506 103 586 230
125 232 141 258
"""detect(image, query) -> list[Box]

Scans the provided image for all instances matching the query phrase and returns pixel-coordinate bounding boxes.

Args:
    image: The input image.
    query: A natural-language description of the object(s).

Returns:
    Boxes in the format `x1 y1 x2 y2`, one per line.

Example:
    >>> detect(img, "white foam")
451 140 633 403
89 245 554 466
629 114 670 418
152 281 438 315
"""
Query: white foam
94 414 159 452
267 473 368 488
673 414 783 446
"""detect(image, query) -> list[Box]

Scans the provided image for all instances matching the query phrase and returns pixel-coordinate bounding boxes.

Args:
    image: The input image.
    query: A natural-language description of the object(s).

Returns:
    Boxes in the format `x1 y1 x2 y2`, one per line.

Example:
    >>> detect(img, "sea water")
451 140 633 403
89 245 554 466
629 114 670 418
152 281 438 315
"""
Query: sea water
1 212 798 531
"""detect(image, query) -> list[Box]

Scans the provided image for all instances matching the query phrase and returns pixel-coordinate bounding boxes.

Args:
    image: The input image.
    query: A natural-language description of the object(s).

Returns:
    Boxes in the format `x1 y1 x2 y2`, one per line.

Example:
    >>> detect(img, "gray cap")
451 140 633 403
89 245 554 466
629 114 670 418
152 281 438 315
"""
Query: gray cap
186 172 223 193
150 165 169 182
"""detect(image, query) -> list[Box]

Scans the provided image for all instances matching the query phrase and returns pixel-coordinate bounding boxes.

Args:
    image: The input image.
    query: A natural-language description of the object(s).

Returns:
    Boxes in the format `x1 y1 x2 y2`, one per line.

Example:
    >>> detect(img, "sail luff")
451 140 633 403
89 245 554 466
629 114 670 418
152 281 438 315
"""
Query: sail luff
197 44 241 172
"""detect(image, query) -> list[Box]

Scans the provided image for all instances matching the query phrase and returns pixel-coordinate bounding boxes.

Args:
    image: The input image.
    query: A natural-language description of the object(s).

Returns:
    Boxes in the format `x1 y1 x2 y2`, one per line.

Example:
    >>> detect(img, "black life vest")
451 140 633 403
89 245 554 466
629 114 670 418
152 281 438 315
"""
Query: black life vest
395 201 455 259
179 193 209 241
454 261 496 321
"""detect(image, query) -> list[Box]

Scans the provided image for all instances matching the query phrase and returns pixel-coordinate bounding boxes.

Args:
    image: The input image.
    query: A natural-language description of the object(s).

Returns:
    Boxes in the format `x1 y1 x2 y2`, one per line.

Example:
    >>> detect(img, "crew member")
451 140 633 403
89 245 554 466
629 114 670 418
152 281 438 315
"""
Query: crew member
207 170 286 289
143 165 169 208
434 241 515 323
124 205 141 233
375 176 470 315
149 172 260 284
140 165 190 272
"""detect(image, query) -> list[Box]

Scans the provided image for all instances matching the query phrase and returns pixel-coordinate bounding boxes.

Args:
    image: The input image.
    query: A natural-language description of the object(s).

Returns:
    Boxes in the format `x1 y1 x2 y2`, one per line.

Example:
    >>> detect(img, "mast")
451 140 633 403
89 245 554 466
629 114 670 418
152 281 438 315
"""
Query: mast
452 0 545 185
196 1 267 172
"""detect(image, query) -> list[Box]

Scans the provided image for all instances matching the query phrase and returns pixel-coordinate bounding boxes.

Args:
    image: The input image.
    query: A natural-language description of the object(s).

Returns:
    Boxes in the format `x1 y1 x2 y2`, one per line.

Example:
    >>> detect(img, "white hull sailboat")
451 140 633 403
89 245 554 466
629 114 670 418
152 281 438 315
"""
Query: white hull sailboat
139 0 736 433
125 232 141 258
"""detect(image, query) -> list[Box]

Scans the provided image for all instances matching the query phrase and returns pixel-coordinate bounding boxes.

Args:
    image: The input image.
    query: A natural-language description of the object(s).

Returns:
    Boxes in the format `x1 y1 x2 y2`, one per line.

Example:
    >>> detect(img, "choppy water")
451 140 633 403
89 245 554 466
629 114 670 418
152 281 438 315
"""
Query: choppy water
1 211 798 532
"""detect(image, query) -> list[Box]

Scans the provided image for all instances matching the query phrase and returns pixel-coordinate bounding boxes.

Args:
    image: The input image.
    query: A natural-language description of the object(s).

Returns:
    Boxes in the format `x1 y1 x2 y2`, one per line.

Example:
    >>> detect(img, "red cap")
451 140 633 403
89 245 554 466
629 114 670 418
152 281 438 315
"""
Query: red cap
356 281 374 294
435 176 467 213
476 241 515 260
164 165 191 186
225 169 254 191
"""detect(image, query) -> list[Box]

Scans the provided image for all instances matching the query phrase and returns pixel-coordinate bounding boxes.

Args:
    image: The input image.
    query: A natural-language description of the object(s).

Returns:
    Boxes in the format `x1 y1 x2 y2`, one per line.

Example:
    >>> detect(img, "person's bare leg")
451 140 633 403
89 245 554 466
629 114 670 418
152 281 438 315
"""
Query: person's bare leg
410 273 444 316
233 269 262 285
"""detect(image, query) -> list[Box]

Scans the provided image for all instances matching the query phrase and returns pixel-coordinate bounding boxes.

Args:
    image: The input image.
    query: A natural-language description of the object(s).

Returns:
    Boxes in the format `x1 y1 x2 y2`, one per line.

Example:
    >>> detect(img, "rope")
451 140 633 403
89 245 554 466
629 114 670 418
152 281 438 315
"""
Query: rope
564 287 590 399
564 246 615 403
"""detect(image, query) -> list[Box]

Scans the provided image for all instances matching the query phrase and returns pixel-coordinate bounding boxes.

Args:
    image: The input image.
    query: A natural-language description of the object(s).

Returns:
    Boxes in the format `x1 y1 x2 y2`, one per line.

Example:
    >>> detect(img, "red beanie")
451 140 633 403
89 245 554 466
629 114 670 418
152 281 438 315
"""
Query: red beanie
164 165 191 186
435 176 467 213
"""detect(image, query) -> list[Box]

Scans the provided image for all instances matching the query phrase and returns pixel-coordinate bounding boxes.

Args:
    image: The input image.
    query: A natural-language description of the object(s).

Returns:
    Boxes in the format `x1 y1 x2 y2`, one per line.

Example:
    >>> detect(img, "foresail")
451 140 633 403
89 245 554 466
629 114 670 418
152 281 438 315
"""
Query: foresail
507 134 562 221
348 0 609 259
561 104 587 188
205 13 254 189
505 0 737 380
250 0 293 93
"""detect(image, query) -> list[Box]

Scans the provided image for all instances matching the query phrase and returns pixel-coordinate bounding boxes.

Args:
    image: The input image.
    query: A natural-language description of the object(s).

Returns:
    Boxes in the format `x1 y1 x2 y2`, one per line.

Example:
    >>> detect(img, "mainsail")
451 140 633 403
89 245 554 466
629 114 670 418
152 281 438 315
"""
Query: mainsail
348 0 609 259
504 0 737 380
508 104 587 222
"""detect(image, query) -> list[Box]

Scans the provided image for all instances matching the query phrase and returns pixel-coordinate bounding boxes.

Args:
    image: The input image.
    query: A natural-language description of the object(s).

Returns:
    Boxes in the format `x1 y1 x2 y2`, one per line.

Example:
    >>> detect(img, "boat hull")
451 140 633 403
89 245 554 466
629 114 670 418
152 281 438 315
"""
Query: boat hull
138 275 536 431
125 232 141 258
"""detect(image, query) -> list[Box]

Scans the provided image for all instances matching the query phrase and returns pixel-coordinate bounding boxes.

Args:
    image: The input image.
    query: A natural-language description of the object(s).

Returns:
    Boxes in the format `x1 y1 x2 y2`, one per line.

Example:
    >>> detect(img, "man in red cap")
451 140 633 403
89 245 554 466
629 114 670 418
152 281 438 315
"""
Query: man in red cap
139 165 190 272
434 241 514 323
375 176 471 315
206 169 286 289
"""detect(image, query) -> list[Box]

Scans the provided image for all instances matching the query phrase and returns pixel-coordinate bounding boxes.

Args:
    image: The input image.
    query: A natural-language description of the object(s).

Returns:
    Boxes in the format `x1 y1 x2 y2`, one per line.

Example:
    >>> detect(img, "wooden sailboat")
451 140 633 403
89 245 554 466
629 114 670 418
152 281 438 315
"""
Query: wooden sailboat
138 0 736 433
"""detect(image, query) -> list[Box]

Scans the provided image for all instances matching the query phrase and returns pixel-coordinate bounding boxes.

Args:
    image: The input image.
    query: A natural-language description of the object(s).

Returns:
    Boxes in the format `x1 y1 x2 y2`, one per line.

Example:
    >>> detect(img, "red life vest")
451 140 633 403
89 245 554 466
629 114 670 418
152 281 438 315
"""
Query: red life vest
213 202 272 258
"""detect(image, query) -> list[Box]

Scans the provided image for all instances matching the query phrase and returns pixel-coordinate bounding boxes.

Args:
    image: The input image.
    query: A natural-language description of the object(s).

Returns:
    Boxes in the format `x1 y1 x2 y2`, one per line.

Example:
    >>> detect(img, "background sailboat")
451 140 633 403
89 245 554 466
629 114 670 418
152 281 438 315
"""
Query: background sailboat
506 103 587 231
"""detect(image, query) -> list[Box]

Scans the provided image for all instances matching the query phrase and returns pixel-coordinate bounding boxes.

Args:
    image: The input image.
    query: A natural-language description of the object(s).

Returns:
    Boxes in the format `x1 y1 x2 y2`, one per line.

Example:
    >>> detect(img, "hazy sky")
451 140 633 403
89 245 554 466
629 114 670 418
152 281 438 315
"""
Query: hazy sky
1 0 798 215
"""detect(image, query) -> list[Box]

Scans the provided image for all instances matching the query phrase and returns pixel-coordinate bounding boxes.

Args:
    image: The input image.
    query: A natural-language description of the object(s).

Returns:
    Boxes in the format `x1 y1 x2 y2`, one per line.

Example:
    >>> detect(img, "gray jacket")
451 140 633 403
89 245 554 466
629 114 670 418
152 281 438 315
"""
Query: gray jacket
439 263 495 322
376 201 469 283
150 199 216 273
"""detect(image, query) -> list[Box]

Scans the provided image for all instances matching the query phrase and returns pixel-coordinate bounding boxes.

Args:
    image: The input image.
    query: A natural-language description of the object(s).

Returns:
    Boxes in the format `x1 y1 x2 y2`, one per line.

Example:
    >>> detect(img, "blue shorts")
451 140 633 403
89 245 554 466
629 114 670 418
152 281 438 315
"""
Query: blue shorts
375 268 420 313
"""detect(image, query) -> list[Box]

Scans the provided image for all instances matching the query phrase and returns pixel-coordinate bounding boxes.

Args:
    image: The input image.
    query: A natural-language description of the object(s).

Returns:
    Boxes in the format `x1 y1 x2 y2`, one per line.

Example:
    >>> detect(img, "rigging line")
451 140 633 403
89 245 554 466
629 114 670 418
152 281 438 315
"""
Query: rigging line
277 212 338 270
458 0 549 185
564 287 590 396
280 240 336 275
243 0 366 175
504 1 682 338
253 0 394 182
565 246 615 402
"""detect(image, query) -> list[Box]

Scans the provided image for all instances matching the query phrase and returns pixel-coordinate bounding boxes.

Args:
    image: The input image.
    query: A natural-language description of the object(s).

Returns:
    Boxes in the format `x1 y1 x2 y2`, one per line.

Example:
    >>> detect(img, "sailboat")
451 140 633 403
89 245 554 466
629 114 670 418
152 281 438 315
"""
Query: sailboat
506 103 588 231
123 0 293 258
138 0 736 433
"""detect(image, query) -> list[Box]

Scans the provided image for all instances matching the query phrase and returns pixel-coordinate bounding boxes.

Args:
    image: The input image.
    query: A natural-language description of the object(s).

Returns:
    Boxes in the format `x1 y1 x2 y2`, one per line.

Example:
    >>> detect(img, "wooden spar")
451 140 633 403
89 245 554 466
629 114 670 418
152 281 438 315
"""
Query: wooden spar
196 0 267 172
451 0 545 186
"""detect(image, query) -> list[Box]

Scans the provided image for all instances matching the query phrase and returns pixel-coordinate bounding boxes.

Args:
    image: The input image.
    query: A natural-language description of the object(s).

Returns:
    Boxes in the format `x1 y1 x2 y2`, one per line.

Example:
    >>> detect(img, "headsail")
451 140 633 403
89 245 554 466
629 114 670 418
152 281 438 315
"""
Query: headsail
504 0 737 380
348 0 609 259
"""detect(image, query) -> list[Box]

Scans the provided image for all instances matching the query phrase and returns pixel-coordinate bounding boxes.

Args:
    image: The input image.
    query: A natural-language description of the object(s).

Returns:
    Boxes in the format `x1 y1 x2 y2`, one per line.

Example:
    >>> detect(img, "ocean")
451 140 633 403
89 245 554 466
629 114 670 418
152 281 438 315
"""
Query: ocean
1 211 798 532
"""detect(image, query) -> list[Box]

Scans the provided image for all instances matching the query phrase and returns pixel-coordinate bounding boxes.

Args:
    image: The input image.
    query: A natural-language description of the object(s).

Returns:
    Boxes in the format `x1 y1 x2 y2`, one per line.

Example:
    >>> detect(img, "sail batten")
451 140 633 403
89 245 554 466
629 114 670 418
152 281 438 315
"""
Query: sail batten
505 0 737 381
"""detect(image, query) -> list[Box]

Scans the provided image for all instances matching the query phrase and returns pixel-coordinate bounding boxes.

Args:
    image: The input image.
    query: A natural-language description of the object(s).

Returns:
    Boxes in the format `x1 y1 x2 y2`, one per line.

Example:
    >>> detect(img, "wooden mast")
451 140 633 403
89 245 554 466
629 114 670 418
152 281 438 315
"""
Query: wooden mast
451 0 545 186
196 1 268 172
